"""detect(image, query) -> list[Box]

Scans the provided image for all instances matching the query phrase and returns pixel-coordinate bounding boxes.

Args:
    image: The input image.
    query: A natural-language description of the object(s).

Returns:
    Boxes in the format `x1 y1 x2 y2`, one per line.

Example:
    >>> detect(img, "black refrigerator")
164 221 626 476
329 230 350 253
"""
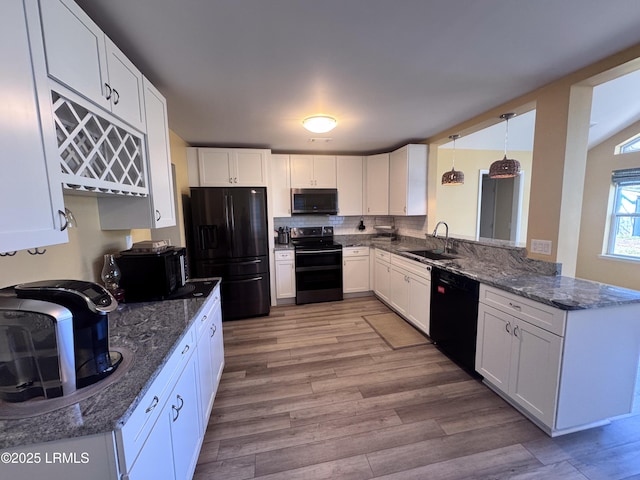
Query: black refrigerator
188 187 270 321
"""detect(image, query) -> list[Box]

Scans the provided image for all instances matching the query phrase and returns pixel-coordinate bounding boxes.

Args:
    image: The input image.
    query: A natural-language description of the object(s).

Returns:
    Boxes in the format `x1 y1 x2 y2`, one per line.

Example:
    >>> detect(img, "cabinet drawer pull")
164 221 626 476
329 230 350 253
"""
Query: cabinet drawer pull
112 88 120 105
104 83 112 100
181 344 190 355
508 302 522 311
155 209 161 221
513 325 520 338
201 314 208 323
229 177 233 183
505 321 512 334
145 395 159 413
211 324 217 337
172 394 184 421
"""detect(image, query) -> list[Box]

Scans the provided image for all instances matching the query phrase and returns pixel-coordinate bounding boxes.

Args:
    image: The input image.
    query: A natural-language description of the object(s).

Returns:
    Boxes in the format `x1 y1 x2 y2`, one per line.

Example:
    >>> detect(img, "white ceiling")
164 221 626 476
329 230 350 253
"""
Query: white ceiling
74 0 640 154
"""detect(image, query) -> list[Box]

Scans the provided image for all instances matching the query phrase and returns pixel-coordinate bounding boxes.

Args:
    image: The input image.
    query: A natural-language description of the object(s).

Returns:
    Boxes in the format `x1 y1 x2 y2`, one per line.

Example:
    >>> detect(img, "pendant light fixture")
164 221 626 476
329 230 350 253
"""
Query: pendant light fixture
302 115 337 133
441 134 464 185
489 113 521 178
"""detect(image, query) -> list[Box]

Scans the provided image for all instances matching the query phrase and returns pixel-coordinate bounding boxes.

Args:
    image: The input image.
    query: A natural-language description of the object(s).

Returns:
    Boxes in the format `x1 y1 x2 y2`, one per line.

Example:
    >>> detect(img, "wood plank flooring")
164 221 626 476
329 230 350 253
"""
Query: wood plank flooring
194 296 640 480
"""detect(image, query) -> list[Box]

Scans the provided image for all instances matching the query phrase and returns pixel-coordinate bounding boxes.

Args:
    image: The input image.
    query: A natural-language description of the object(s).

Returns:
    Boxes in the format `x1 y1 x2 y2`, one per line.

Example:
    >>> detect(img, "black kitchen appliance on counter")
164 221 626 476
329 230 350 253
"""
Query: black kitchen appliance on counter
188 187 270 321
0 280 122 402
291 226 343 305
429 268 480 373
116 246 187 302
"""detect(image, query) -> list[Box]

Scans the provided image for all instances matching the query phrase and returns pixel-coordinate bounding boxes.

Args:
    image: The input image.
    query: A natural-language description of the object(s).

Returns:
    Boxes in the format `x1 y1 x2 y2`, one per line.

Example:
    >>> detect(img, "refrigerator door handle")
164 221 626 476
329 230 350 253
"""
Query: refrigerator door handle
227 276 263 283
234 259 262 265
229 194 236 246
224 194 232 249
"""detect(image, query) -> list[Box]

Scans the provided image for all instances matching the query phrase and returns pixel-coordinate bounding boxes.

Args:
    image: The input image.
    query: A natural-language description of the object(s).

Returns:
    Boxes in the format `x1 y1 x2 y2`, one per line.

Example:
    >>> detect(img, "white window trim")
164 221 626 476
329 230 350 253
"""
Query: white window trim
606 168 640 259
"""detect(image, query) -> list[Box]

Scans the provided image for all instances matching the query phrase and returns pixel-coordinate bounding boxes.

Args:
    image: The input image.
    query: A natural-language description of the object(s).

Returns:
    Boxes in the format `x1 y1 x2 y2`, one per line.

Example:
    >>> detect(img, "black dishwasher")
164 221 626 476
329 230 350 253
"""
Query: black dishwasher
430 267 480 373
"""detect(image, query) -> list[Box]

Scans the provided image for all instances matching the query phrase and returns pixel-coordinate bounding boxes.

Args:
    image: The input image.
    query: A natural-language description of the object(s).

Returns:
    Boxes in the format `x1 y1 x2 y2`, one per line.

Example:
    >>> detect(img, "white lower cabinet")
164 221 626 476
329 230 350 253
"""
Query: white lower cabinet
275 250 296 299
343 247 369 293
476 284 640 436
126 412 173 480
167 359 201 480
373 249 391 303
196 288 224 432
122 285 224 478
476 302 562 428
406 271 431 334
388 254 431 335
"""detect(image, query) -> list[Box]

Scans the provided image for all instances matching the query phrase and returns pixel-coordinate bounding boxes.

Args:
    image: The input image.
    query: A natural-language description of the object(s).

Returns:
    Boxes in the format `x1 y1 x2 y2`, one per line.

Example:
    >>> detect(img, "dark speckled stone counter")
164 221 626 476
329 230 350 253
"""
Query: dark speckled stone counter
0 280 219 451
336 235 640 310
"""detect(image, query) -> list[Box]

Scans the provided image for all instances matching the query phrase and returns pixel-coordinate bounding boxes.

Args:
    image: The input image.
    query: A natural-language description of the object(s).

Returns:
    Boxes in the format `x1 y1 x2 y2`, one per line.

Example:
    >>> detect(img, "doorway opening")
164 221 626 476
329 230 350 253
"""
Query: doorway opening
476 169 525 243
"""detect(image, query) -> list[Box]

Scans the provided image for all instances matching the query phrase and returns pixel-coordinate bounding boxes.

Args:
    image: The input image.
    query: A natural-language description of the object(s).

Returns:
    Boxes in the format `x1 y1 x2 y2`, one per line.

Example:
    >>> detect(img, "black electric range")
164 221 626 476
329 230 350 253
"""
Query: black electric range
290 226 343 304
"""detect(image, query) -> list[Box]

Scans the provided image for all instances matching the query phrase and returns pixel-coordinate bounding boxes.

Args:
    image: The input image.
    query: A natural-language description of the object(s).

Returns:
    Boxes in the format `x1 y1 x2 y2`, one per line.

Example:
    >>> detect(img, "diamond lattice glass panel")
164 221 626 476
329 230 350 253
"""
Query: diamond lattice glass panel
52 92 147 195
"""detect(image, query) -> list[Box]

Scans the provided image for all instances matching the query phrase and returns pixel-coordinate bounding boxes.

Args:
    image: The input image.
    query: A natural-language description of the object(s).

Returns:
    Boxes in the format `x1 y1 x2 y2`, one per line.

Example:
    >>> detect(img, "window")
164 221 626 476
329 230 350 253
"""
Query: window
617 134 640 154
608 168 640 259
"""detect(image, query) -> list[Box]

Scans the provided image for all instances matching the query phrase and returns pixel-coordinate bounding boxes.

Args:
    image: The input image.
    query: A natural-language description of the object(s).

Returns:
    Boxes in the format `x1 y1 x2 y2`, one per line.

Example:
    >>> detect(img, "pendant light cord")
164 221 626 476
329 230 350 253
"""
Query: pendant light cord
504 116 509 157
452 136 457 168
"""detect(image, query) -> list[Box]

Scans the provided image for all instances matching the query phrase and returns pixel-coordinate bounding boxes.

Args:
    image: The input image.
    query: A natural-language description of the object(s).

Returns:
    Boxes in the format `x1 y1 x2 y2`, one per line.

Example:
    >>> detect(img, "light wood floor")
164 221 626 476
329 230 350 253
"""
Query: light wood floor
194 296 640 480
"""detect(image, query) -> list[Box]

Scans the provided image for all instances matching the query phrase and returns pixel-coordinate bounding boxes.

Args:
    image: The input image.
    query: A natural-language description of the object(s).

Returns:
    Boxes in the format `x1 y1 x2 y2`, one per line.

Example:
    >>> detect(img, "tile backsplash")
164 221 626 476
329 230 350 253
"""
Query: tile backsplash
274 215 428 237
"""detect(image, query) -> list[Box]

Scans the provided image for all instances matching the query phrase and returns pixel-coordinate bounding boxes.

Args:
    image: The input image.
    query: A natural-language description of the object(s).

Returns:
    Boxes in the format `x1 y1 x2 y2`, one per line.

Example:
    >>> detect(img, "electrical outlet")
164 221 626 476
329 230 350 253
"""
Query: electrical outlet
530 239 552 255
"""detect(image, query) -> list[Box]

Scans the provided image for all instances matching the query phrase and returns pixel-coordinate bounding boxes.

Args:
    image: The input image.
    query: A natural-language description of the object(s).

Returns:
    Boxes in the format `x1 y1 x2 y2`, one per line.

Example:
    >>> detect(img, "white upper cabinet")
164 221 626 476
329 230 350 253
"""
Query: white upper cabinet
365 153 389 215
103 38 146 131
97 78 176 229
197 148 268 187
337 156 364 216
290 155 337 188
271 154 291 217
389 144 427 216
142 78 175 228
0 0 68 252
39 0 145 131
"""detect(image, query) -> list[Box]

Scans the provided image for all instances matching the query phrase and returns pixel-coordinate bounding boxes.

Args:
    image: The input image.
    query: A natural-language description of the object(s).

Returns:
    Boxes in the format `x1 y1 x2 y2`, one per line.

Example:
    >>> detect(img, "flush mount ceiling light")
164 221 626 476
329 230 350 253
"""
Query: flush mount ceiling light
489 113 521 179
442 134 464 186
302 115 337 133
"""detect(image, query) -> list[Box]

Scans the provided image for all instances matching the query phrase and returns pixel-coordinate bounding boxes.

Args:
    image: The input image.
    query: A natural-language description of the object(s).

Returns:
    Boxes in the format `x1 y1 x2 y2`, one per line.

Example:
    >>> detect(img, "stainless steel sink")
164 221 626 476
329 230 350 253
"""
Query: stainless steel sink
406 250 456 261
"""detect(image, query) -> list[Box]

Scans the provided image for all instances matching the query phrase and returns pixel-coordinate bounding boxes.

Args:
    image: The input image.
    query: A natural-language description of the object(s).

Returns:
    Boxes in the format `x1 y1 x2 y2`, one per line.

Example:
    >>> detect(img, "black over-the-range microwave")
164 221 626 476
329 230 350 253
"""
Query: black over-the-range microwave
291 188 338 215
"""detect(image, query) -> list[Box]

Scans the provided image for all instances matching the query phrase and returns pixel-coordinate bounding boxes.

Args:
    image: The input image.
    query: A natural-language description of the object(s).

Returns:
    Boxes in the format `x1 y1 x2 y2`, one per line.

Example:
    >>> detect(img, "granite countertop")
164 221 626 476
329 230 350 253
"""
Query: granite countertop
334 235 640 311
0 280 219 451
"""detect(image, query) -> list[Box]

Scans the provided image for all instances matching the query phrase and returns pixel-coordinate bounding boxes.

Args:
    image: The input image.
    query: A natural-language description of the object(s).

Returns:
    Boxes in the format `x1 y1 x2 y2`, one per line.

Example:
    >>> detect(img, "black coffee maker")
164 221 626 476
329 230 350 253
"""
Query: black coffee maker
14 280 122 390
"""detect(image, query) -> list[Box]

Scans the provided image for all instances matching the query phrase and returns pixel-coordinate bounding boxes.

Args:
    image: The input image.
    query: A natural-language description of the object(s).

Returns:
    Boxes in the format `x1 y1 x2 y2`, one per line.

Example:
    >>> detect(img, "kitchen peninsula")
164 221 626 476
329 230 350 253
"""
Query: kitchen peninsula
1 280 223 480
298 233 640 437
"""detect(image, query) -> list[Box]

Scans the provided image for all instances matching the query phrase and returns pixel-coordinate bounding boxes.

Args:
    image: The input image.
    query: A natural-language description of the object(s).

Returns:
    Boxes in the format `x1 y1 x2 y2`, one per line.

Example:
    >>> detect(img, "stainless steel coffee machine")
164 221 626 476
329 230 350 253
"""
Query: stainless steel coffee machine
0 280 122 402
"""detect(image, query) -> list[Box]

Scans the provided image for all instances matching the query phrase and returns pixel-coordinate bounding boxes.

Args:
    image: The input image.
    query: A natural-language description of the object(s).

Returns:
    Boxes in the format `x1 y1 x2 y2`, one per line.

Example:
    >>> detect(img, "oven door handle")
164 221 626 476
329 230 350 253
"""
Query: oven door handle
296 248 342 255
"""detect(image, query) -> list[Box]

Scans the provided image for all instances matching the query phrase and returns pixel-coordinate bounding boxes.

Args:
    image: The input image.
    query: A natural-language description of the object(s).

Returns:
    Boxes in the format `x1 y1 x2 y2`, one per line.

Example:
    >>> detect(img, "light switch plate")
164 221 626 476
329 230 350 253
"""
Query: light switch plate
531 239 552 255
